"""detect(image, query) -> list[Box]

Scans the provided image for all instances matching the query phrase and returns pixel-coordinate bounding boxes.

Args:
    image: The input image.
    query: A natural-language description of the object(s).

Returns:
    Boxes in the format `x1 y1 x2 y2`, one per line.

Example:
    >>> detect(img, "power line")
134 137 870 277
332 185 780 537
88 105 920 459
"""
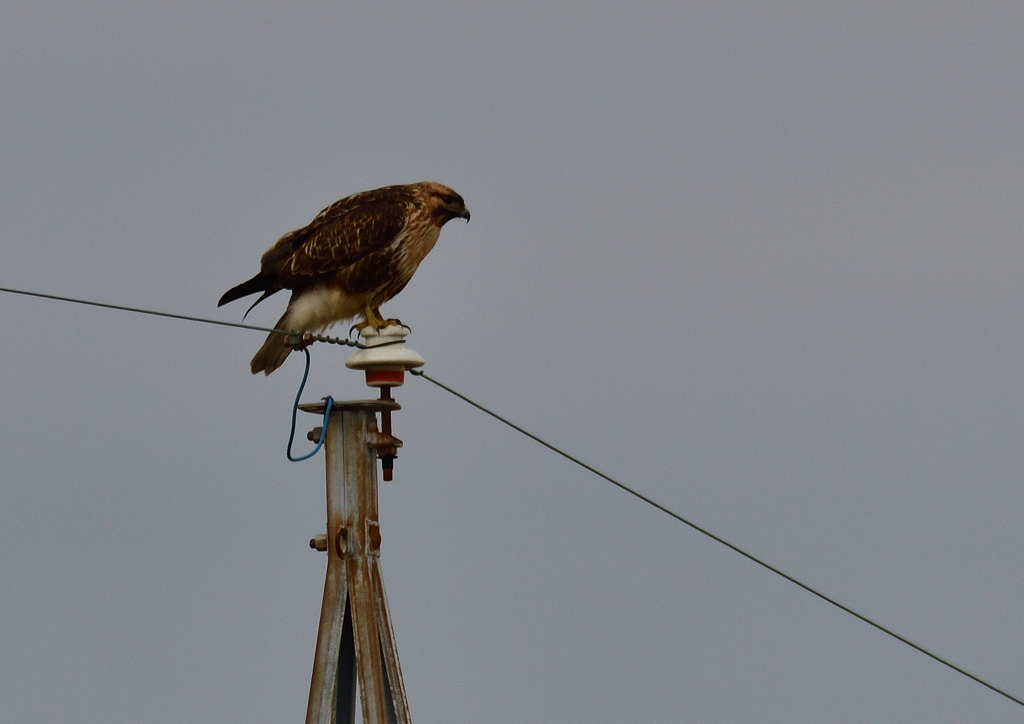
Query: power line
409 368 1024 710
0 285 362 348
1 283 1020 709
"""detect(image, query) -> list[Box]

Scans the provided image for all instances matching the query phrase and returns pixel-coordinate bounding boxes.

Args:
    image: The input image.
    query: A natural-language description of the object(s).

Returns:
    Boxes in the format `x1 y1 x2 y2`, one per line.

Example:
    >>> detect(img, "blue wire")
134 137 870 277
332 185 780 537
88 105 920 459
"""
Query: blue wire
287 347 333 462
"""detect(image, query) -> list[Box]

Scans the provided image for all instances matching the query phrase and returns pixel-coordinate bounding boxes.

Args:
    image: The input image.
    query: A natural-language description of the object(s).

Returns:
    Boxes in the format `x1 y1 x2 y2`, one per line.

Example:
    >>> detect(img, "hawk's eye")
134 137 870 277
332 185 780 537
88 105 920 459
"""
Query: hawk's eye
441 194 457 205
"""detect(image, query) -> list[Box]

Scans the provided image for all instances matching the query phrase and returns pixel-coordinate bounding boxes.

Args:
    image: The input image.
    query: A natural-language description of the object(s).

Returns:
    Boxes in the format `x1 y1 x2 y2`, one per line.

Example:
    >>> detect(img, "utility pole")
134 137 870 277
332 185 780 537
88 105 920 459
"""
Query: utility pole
302 326 424 724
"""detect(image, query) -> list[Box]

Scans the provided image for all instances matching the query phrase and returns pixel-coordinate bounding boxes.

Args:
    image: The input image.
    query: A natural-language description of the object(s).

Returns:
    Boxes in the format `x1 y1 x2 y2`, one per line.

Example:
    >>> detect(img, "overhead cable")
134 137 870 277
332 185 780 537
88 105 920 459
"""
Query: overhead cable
1 283 1019 709
409 368 1024 710
0 285 362 348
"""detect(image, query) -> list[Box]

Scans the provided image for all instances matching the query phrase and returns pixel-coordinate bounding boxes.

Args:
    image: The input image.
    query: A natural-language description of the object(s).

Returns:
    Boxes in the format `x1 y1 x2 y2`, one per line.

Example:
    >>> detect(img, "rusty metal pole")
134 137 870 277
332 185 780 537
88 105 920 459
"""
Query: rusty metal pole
303 399 411 724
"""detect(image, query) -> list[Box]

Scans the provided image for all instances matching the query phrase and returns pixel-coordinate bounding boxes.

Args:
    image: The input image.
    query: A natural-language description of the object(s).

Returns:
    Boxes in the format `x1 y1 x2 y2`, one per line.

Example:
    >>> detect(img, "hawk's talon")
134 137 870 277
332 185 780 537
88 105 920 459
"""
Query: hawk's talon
378 318 406 331
353 319 379 337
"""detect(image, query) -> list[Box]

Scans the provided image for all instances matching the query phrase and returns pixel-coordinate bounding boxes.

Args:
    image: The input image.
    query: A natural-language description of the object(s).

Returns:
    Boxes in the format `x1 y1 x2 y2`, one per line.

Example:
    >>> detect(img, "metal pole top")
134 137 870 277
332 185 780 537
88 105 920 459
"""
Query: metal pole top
299 399 401 415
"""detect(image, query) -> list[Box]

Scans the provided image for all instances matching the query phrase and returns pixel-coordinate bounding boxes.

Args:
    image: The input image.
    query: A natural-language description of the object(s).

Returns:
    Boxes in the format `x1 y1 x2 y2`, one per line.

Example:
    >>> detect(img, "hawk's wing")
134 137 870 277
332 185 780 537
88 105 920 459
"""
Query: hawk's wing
265 186 414 292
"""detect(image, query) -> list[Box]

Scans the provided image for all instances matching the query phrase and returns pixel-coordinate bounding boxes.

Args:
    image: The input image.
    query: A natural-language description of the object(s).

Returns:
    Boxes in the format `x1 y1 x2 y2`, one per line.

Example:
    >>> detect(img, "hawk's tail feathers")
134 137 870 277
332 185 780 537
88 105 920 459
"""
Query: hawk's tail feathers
250 329 292 375
218 273 275 307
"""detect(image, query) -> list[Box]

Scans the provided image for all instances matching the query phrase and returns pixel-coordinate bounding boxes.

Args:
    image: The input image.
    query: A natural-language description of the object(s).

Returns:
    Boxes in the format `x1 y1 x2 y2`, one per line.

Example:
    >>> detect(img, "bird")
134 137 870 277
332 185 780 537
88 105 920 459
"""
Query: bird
218 181 470 375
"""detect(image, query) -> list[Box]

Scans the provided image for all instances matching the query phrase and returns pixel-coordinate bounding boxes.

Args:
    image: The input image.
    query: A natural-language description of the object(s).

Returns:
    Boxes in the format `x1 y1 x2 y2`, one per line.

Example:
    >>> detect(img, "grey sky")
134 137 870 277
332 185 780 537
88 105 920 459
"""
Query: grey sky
2 2 1023 722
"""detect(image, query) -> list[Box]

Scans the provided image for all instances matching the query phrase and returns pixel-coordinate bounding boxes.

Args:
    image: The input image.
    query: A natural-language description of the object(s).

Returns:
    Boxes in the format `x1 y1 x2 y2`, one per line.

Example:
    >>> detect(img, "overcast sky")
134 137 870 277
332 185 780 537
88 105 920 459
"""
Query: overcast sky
3 2 1024 722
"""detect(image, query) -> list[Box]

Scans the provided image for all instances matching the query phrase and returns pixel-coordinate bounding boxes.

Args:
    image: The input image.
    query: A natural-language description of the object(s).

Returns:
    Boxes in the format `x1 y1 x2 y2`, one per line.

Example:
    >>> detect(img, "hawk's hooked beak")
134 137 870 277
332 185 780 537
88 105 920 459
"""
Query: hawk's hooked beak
456 207 470 222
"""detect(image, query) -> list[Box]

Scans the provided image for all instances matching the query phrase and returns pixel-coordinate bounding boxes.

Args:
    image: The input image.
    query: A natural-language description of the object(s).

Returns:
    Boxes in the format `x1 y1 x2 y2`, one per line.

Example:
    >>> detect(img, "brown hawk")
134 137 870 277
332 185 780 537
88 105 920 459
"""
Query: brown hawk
218 181 469 375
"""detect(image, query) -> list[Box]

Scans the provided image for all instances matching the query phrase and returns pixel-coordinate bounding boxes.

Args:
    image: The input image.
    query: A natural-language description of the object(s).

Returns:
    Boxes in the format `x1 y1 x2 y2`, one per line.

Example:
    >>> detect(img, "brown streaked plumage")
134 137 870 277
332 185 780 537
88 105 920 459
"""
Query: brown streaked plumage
218 181 469 375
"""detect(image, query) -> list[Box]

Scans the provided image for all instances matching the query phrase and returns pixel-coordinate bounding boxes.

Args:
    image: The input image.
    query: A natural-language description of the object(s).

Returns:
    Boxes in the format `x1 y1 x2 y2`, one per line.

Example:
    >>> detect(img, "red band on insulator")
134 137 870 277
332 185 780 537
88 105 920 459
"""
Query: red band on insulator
365 369 405 387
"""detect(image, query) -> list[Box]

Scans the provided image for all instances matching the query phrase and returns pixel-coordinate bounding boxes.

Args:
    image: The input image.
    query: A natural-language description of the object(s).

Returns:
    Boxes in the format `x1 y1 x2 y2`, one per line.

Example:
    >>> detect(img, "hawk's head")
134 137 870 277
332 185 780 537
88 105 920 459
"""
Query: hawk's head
417 181 470 224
